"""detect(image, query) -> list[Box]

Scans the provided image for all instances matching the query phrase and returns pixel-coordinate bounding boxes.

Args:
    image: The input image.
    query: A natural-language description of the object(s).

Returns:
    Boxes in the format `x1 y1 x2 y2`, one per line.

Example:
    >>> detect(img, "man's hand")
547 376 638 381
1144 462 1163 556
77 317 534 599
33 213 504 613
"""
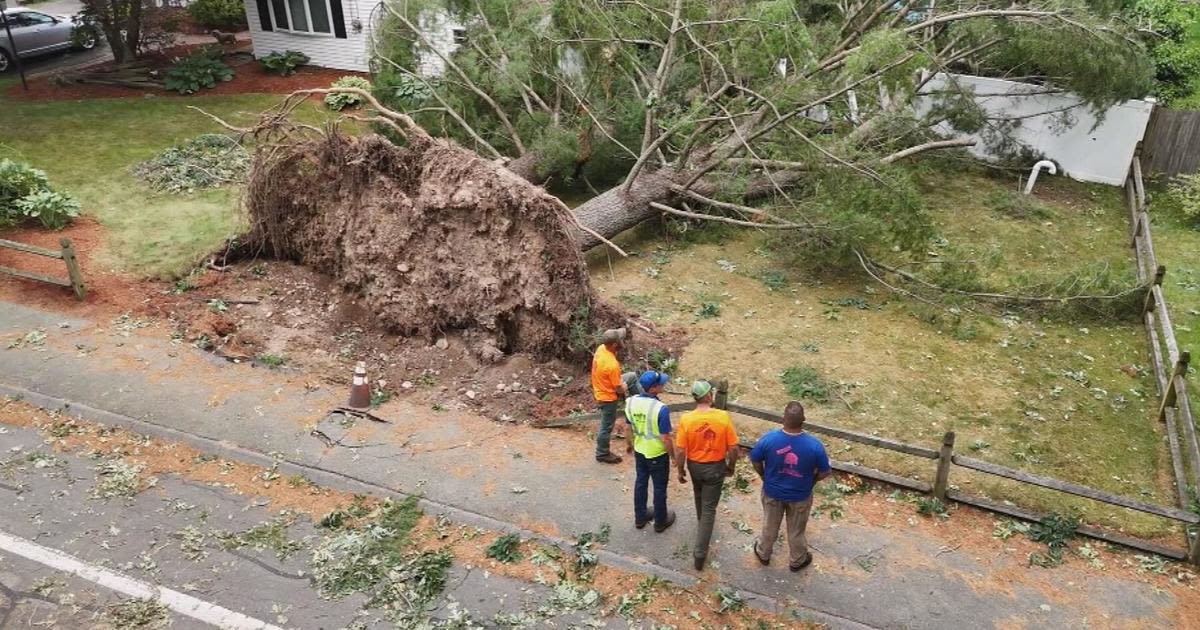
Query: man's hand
625 439 634 454
678 469 687 484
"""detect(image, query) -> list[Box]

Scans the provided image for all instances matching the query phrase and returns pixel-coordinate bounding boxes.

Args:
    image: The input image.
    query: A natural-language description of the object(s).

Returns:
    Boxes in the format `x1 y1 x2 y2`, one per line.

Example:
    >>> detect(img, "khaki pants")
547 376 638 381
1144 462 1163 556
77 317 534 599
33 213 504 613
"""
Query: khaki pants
758 494 813 565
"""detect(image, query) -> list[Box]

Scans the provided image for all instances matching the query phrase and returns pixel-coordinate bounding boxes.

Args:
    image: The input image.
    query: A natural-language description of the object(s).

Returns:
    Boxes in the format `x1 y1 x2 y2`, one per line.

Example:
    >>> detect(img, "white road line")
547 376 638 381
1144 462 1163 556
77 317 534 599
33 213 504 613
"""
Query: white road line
0 529 284 630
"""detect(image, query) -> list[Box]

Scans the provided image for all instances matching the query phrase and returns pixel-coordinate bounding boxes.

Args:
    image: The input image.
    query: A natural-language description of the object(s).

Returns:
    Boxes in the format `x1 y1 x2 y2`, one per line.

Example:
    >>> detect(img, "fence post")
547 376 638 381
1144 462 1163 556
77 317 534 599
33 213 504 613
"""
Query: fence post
714 379 729 410
1190 529 1200 567
59 238 85 301
1145 265 1165 314
1160 352 1190 422
933 431 955 501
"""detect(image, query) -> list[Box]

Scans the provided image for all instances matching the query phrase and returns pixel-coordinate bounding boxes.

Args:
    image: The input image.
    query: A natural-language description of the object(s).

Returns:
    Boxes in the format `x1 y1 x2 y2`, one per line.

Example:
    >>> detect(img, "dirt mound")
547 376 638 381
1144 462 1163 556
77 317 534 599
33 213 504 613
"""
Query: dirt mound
243 131 596 359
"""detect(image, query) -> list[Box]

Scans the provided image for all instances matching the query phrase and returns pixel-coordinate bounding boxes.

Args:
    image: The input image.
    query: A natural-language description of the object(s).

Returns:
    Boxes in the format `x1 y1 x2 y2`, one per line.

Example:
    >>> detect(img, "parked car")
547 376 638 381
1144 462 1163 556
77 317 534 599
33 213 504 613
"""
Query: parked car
0 8 99 73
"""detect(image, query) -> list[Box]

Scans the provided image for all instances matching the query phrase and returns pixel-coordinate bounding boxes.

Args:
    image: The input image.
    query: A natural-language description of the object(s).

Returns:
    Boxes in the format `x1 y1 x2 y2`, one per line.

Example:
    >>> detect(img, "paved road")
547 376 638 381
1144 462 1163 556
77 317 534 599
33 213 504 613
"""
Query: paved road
0 420 622 628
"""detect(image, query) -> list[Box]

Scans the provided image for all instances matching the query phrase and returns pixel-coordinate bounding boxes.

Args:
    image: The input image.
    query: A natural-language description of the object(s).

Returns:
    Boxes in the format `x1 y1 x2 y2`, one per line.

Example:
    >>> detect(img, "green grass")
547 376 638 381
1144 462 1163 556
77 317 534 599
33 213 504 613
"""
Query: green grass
590 166 1178 537
0 82 332 278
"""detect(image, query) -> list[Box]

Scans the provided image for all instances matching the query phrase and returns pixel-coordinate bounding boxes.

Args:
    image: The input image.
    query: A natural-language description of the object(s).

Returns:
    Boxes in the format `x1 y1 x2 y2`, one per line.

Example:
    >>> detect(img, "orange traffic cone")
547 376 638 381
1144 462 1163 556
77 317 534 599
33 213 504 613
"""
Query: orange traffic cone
347 361 371 410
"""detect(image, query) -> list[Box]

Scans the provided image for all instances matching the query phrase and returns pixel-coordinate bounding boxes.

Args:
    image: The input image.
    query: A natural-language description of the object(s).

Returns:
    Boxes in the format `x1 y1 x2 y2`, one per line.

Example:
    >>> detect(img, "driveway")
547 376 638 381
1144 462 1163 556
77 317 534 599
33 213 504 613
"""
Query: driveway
4 0 108 78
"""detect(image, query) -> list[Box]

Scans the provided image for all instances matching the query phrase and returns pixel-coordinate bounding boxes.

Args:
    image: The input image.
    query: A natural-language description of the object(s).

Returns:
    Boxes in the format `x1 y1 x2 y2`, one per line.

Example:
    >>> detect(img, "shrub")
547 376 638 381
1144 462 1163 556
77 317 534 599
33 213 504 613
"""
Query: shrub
1163 172 1200 224
0 159 50 210
164 54 234 94
187 0 247 30
133 134 249 193
0 159 79 230
325 76 373 111
15 191 81 230
260 50 309 76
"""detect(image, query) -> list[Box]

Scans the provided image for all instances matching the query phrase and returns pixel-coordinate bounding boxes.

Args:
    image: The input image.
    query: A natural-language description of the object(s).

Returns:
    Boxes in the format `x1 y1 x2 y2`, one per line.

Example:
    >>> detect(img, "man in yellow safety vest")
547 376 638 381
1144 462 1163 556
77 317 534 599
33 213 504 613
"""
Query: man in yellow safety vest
626 370 676 533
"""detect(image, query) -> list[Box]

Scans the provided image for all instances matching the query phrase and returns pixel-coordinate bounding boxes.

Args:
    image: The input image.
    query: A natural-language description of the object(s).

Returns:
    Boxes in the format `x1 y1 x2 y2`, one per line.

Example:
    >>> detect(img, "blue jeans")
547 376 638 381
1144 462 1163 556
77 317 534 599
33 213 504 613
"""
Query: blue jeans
634 451 669 526
595 401 619 458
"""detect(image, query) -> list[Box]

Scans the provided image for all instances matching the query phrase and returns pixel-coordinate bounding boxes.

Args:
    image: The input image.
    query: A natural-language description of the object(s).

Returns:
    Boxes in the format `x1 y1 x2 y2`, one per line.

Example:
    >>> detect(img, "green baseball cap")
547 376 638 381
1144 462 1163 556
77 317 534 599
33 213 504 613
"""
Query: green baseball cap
691 379 713 400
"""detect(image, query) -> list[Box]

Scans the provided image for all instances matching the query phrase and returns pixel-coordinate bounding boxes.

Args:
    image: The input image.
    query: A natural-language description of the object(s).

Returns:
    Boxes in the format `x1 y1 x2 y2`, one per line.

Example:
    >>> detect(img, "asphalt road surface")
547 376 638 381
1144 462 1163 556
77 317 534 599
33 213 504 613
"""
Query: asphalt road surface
0 421 622 629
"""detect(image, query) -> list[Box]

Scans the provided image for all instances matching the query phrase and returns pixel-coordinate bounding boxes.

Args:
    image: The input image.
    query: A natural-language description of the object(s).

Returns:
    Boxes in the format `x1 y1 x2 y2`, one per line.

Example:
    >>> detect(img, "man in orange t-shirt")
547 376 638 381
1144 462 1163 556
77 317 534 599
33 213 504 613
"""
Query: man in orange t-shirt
592 328 628 464
675 380 739 570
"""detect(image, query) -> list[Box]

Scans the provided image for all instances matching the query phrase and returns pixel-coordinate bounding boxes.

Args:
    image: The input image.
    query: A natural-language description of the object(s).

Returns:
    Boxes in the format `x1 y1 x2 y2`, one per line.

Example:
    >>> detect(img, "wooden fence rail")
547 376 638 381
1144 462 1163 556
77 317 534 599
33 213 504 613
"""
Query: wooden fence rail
0 238 86 300
1127 156 1200 516
540 393 1199 563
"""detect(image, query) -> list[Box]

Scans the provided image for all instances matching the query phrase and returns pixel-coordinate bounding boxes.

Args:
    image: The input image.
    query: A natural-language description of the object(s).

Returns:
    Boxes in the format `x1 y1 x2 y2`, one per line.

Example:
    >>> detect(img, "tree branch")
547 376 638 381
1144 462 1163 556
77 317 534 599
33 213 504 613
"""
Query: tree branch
880 137 975 163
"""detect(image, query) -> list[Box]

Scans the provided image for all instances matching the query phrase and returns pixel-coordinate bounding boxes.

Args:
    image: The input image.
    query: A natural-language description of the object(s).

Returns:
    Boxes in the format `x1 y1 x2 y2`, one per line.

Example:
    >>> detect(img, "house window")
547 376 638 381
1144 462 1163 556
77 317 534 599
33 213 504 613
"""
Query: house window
451 27 467 45
268 0 334 34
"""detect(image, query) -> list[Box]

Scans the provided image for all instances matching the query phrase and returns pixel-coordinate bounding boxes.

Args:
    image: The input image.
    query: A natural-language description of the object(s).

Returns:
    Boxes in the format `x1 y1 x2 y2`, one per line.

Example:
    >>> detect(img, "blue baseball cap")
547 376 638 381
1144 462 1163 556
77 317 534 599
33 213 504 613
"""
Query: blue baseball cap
639 370 670 391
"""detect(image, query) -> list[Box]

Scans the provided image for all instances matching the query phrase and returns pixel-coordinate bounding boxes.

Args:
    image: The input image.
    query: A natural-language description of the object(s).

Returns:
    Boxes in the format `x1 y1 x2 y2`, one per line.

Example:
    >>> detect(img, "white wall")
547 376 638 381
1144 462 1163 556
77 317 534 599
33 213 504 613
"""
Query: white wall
915 73 1154 186
244 0 374 72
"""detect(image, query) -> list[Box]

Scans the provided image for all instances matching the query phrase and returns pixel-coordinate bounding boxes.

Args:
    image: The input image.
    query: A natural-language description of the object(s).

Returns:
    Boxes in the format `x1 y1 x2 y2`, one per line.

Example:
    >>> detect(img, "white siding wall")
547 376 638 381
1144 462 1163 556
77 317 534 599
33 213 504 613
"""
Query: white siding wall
915 73 1154 186
244 0 376 72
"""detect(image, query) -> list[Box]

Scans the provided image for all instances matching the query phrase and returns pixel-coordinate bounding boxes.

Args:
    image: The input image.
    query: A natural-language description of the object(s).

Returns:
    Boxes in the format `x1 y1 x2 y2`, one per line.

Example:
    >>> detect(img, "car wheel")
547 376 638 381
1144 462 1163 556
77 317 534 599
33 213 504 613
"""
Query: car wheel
73 27 98 51
0 49 11 74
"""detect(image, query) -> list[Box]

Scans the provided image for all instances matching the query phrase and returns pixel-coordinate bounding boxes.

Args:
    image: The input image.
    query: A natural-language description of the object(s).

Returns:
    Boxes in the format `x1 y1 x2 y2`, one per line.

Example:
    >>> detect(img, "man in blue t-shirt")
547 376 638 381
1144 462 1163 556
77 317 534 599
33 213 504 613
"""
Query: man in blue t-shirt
749 401 831 571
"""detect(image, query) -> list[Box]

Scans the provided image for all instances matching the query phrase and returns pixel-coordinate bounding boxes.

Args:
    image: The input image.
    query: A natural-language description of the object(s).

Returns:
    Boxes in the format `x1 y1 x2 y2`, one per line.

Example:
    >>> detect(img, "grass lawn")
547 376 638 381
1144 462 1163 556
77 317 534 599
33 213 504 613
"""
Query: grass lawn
0 82 331 278
590 167 1179 537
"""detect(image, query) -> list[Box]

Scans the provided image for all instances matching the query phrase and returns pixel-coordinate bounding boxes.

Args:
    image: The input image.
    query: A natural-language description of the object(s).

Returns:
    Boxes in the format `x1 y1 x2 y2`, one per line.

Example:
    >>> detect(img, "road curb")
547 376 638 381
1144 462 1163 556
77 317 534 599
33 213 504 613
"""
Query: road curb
0 380 880 630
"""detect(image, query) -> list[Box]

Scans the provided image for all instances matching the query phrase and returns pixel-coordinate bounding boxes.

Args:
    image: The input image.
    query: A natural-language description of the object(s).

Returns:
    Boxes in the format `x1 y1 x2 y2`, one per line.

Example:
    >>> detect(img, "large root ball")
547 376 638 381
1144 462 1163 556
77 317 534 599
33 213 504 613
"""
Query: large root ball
245 131 595 358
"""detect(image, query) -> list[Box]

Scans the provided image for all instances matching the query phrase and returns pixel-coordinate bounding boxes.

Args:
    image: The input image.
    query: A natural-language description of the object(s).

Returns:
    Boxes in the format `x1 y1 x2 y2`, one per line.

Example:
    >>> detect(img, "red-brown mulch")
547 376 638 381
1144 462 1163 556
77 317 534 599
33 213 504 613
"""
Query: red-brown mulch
6 42 367 101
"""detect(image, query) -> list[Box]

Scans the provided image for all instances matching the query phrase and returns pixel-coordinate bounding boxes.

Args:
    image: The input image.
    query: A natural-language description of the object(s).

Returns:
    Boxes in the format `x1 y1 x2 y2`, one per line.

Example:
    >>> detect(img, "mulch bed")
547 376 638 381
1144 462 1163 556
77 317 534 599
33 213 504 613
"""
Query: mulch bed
6 42 367 101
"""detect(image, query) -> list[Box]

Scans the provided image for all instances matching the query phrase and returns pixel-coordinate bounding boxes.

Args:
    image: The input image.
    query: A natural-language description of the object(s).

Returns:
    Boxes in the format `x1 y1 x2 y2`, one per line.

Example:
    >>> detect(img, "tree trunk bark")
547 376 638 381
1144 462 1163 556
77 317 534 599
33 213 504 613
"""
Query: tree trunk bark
505 153 541 182
572 170 678 250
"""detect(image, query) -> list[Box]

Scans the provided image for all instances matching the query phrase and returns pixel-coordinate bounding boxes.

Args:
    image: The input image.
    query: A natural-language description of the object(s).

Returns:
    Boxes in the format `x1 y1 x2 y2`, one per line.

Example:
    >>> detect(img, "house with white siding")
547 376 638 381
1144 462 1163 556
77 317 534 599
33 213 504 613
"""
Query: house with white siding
241 0 462 73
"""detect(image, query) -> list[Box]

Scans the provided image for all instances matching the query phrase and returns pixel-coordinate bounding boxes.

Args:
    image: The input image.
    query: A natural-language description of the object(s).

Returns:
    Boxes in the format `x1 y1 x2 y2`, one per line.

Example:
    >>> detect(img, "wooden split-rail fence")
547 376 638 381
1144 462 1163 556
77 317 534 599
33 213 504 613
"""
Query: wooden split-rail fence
1127 154 1200 523
0 237 86 300
539 379 1199 563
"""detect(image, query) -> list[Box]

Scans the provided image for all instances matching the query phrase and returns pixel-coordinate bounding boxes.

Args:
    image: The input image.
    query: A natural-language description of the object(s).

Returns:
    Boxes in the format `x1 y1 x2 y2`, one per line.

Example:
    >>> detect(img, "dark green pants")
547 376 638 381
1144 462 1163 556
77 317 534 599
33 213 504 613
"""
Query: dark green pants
687 460 727 560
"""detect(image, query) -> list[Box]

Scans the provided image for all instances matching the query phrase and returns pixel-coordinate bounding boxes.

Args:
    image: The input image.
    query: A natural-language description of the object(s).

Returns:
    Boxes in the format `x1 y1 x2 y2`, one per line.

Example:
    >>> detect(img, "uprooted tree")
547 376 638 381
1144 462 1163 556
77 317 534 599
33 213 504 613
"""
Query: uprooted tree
208 0 1156 358
202 91 614 359
372 0 1153 262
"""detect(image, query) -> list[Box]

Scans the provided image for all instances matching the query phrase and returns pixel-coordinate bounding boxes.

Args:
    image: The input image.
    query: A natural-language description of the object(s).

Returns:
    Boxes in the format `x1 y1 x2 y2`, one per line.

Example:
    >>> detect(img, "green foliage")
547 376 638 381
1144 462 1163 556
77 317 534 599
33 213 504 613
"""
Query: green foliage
986 189 1053 220
258 353 287 368
1162 173 1200 226
914 496 950 519
567 303 599 355
259 50 310 77
14 191 80 230
187 0 247 30
1130 0 1200 104
529 124 581 180
133 134 248 193
571 524 610 580
325 76 373 111
696 301 721 319
164 53 234 94
485 533 523 563
1027 512 1080 567
219 515 302 560
714 586 746 613
780 365 830 403
0 159 79 229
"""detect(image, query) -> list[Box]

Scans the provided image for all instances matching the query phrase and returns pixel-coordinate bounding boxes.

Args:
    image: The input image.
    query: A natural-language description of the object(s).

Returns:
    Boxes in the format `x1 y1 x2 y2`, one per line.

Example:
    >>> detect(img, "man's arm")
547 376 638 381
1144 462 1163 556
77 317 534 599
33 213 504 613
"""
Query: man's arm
813 442 832 483
725 445 740 476
752 460 765 479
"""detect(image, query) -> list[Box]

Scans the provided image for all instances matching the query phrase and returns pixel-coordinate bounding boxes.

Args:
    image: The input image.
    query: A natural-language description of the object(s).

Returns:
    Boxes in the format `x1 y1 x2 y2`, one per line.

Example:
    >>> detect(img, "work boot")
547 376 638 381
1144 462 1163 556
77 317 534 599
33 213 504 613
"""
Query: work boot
789 552 813 572
596 453 623 464
653 510 676 533
694 555 706 570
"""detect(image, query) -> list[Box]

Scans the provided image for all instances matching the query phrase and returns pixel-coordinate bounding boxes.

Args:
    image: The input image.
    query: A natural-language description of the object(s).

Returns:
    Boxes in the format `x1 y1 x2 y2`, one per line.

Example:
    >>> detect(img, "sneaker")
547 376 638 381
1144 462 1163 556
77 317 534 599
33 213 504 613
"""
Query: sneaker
596 453 623 464
653 510 676 533
789 553 813 572
753 540 770 566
